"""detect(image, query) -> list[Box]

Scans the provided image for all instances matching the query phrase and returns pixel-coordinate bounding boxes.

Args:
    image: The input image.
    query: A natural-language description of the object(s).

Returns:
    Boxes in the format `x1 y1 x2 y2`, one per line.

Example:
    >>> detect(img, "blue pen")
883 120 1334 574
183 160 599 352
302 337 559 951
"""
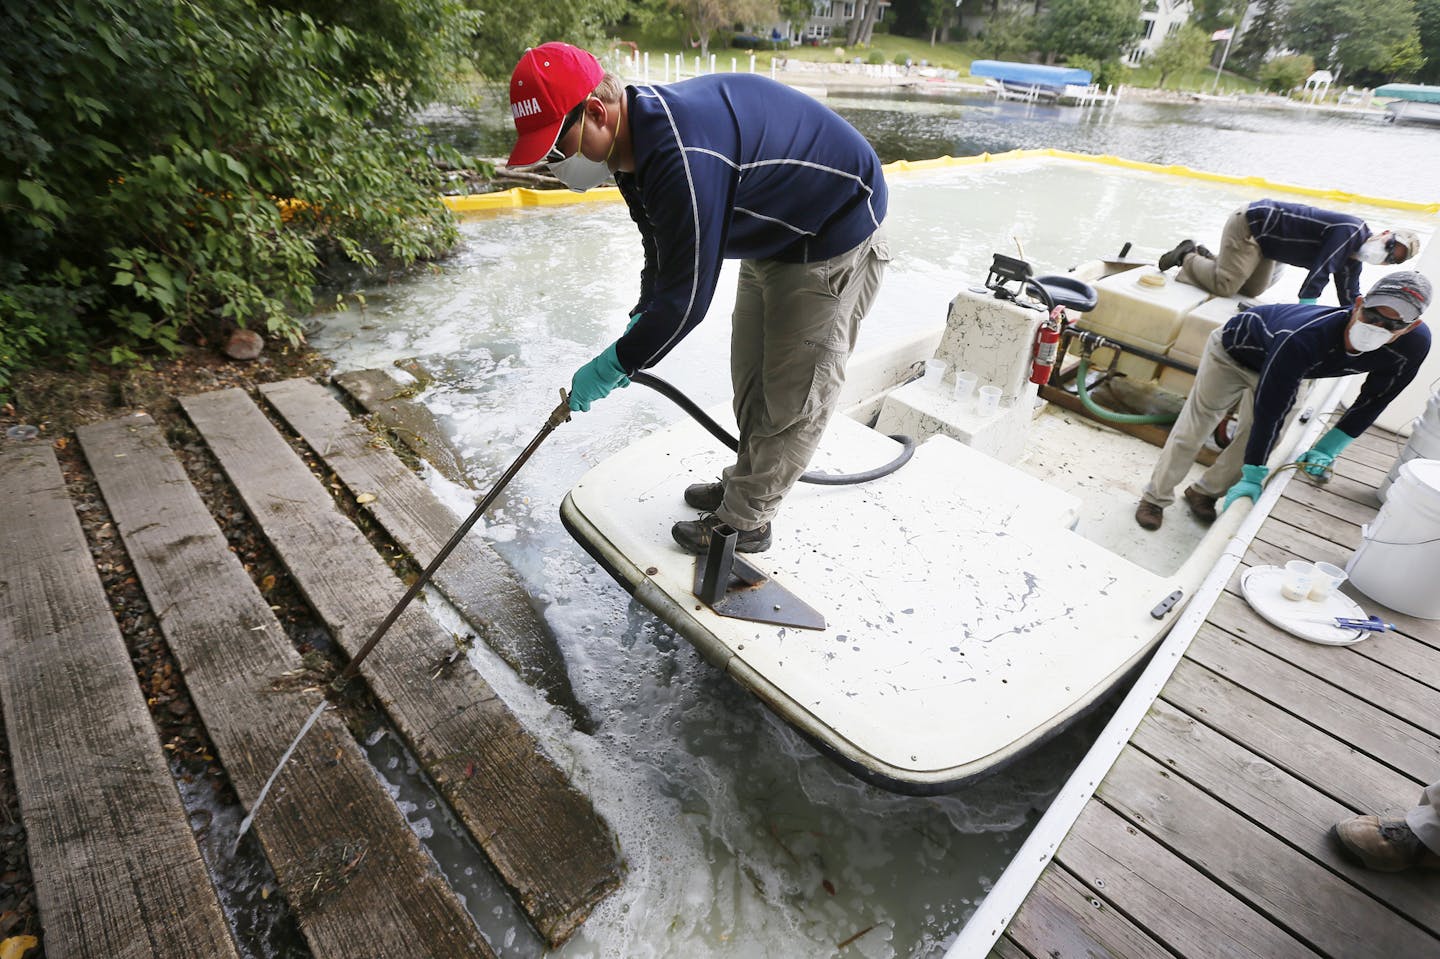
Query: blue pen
1304 615 1394 632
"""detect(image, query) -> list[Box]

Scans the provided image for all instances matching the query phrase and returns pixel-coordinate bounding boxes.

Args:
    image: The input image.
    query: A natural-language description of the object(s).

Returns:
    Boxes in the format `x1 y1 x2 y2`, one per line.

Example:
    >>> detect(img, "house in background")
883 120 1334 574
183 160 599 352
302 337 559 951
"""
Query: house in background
1126 0 1195 65
783 0 892 46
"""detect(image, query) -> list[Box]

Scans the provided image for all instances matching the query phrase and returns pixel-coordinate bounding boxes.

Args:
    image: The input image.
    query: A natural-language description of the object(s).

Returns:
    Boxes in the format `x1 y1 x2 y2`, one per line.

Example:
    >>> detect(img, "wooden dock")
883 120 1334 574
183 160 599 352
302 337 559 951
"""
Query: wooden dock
988 427 1440 959
0 378 621 957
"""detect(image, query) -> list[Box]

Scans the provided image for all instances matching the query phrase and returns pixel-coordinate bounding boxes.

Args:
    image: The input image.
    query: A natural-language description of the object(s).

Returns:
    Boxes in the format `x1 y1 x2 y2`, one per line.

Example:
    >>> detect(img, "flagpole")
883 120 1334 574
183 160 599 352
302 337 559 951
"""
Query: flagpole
1210 20 1239 93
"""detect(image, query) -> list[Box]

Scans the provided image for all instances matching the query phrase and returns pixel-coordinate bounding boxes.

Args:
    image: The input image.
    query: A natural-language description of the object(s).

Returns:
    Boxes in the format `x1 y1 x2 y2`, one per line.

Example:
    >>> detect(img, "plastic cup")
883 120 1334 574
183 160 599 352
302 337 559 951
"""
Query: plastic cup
1307 561 1348 601
1281 560 1315 601
977 384 1002 416
923 358 947 392
953 370 978 402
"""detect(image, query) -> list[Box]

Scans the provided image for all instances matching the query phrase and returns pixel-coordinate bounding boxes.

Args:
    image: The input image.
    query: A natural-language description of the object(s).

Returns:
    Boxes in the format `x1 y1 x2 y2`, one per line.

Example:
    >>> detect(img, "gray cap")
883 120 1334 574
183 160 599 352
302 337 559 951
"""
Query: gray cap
1366 270 1432 325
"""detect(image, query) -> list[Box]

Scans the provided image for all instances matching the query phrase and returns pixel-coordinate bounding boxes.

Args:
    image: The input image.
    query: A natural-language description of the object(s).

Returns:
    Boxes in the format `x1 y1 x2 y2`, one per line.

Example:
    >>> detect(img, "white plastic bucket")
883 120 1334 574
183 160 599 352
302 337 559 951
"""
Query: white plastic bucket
1348 458 1440 618
1379 408 1440 499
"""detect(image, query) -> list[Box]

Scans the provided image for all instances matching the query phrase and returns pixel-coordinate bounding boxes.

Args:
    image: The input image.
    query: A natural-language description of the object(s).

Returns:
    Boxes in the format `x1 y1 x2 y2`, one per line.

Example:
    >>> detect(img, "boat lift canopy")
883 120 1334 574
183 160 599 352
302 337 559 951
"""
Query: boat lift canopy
969 60 1092 90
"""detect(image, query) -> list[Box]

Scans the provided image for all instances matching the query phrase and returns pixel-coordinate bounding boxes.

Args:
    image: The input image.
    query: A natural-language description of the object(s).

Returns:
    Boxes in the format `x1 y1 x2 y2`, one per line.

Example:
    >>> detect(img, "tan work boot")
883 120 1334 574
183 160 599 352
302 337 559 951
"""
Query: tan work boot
1135 500 1163 531
1332 815 1440 872
1183 485 1218 524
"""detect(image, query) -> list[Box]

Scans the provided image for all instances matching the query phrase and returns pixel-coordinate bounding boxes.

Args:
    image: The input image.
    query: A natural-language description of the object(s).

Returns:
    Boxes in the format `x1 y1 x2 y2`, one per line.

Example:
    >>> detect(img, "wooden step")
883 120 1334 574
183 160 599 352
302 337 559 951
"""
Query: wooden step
179 388 620 947
332 367 470 487
0 445 237 959
258 377 593 731
77 414 497 959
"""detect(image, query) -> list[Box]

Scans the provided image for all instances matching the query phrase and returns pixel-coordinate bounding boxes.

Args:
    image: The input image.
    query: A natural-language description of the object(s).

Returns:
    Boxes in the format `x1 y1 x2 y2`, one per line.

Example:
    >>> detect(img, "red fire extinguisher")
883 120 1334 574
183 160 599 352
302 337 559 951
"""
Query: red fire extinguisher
1030 306 1065 385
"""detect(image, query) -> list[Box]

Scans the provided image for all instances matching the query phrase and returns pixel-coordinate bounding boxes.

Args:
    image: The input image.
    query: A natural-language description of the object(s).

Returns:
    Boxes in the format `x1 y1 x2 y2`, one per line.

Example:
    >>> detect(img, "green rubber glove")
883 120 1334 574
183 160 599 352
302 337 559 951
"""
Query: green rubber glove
1296 427 1355 480
1223 463 1269 510
1298 297 1318 305
569 342 629 412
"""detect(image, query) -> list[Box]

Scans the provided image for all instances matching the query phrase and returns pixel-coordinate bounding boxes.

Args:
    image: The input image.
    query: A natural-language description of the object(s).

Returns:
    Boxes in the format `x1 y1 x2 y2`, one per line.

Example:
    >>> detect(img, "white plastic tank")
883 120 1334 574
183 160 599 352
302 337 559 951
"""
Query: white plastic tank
1348 458 1440 618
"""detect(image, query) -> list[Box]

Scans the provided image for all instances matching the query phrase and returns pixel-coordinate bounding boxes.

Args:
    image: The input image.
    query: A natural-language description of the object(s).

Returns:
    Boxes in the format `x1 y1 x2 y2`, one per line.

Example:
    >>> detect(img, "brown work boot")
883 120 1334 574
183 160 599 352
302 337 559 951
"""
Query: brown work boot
672 514 772 555
1332 816 1440 872
1158 239 1196 272
683 481 724 512
1135 500 1164 531
1183 485 1218 524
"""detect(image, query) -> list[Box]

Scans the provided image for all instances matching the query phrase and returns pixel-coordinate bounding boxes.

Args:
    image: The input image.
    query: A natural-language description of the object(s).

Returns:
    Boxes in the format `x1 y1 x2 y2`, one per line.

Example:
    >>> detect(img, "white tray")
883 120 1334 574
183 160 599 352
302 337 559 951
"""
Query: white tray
1239 566 1369 646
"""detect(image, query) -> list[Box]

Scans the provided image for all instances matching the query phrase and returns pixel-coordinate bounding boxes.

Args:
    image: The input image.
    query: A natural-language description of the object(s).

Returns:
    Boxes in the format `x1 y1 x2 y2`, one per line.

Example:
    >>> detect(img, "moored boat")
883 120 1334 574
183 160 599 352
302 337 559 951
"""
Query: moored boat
1376 83 1440 125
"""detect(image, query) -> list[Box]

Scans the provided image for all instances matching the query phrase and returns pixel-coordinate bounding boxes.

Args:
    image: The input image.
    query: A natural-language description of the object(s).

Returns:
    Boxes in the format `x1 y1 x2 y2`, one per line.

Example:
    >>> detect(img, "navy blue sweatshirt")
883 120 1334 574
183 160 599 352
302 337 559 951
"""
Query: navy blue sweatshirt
610 74 888 373
1221 302 1430 466
1244 199 1369 303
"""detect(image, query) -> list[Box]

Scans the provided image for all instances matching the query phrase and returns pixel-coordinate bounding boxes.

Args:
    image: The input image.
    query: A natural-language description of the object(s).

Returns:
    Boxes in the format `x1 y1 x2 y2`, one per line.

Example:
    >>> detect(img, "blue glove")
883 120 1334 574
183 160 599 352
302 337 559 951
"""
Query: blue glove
1296 427 1355 480
569 342 629 412
1298 297 1317 305
1223 463 1268 510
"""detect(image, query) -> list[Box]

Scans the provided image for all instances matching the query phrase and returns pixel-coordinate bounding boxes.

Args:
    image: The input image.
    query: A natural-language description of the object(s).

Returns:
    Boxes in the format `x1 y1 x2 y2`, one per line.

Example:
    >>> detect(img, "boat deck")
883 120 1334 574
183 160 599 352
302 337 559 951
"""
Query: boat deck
0 378 620 956
988 427 1440 959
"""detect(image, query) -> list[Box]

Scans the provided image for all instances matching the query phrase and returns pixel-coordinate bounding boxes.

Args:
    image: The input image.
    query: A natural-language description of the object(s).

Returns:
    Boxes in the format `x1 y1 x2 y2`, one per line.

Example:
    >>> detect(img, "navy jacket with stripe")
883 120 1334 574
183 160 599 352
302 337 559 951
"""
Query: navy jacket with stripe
1220 302 1430 466
611 74 887 373
1244 199 1369 304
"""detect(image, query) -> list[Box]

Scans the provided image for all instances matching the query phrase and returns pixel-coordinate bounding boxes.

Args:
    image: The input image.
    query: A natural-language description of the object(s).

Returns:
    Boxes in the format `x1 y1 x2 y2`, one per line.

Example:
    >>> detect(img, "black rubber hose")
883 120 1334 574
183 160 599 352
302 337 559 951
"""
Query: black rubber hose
629 370 916 485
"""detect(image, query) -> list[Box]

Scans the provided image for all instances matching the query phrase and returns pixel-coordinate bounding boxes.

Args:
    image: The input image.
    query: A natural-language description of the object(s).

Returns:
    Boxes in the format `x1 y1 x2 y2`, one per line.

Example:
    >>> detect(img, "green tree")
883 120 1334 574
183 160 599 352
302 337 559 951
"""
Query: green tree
977 7 1038 60
1416 0 1440 82
1187 0 1243 35
1258 52 1314 92
1385 33 1428 80
1150 23 1213 87
1233 0 1283 73
1037 0 1143 63
0 0 470 392
465 0 629 77
1284 0 1419 80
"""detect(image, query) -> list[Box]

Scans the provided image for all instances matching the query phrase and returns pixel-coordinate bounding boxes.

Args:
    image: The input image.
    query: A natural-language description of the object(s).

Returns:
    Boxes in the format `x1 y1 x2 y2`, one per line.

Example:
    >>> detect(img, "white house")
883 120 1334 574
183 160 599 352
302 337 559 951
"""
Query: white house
1126 0 1195 65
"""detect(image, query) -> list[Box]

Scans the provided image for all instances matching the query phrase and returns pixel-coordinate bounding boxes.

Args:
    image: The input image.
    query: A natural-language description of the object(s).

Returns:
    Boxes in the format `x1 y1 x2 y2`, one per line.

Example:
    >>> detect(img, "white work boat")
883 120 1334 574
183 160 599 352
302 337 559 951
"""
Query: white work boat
561 249 1324 793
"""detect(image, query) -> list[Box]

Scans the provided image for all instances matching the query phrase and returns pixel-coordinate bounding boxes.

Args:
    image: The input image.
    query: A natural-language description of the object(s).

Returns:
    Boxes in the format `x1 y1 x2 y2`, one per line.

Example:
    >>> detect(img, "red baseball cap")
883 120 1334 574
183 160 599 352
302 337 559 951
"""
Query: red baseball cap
508 43 604 166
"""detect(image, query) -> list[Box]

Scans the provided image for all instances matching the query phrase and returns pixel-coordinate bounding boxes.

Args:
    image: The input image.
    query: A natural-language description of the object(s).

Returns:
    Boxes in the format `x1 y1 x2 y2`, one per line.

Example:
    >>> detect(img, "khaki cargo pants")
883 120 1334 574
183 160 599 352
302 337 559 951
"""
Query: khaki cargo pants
1178 205 1279 298
1141 326 1258 508
717 227 890 531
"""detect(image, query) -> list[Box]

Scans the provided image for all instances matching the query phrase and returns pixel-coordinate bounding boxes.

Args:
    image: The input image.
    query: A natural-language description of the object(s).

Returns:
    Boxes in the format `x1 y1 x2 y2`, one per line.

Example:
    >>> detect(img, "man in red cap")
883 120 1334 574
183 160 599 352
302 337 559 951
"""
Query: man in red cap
507 43 890 555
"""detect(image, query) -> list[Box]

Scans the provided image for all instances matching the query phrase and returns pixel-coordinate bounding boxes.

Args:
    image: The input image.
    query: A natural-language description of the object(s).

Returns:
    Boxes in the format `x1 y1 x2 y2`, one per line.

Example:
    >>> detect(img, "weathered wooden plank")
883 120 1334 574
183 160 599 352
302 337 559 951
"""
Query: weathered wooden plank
332 368 471 488
1278 479 1377 528
1341 433 1406 471
1098 746 1437 959
988 934 1033 959
1057 793 1315 959
1161 656 1423 817
1133 698 1440 937
77 414 497 959
1004 862 1176 959
1329 455 1389 487
180 388 619 946
1268 498 1362 550
258 377 593 731
1207 589 1440 729
1250 518 1440 652
1187 627 1440 781
0 445 238 959
1284 470 1380 511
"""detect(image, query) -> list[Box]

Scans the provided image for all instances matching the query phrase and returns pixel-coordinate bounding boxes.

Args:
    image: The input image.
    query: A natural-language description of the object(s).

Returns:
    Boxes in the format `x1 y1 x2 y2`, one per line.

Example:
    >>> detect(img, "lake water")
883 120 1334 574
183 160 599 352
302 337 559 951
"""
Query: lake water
311 89 1438 959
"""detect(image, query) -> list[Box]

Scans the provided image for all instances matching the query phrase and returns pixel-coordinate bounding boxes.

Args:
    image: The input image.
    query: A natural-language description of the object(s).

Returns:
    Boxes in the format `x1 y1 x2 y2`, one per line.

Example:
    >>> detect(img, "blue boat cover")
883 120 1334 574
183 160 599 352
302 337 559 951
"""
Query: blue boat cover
1375 83 1440 104
969 60 1092 88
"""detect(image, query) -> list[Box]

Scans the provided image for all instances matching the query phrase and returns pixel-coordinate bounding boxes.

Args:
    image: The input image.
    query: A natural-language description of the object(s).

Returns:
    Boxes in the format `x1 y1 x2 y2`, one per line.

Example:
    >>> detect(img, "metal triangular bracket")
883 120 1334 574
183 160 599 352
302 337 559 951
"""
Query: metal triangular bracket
692 524 826 630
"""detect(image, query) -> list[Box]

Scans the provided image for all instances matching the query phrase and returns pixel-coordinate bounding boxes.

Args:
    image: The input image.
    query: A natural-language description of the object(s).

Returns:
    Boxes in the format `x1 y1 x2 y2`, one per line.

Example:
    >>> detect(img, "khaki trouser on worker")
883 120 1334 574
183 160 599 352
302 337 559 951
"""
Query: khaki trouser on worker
1141 326 1257 509
719 227 890 530
1178 206 1279 298
1408 779 1440 855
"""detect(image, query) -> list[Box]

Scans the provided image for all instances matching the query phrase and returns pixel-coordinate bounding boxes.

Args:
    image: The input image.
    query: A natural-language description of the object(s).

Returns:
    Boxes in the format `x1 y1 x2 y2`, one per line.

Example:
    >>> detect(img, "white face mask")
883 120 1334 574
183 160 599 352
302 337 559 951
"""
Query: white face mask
1356 237 1389 264
1348 320 1395 353
549 105 612 193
